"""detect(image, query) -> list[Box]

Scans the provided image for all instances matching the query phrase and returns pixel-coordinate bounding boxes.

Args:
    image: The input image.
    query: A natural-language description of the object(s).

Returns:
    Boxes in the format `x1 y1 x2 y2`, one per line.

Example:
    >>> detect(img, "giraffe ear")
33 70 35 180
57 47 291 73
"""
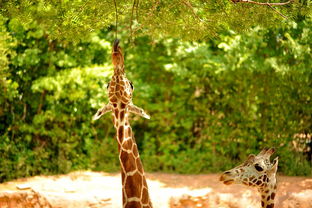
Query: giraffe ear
258 148 275 158
268 157 279 175
258 147 269 156
128 104 150 119
92 103 112 120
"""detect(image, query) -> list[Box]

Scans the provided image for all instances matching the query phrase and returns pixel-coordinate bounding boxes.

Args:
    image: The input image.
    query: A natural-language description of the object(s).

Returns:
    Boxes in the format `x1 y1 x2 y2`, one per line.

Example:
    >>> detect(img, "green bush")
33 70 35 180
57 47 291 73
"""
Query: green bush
0 17 311 182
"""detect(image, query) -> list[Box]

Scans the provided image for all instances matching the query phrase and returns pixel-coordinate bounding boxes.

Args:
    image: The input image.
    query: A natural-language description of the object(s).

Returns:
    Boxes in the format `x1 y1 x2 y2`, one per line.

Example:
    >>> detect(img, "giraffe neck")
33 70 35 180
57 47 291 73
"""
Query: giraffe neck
258 183 277 208
113 62 124 75
114 107 152 208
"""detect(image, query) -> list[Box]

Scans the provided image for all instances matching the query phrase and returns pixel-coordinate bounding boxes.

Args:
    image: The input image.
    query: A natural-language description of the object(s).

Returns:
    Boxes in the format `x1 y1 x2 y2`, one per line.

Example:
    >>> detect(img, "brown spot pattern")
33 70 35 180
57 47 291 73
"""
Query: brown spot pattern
118 126 124 142
271 192 275 200
116 92 122 98
128 128 132 138
125 172 142 198
122 189 127 205
114 109 119 118
120 110 125 121
141 187 149 204
136 158 143 173
120 150 136 173
110 96 117 102
116 84 120 91
121 171 126 183
121 103 126 109
266 204 274 208
122 97 130 103
133 144 139 157
122 139 133 150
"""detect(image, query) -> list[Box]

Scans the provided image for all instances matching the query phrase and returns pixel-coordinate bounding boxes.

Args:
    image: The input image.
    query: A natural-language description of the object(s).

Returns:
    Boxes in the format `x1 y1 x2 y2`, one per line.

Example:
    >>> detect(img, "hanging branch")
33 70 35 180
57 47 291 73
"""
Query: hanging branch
129 0 137 43
266 3 288 19
113 0 118 39
135 0 140 23
182 0 204 23
230 0 293 19
231 0 292 5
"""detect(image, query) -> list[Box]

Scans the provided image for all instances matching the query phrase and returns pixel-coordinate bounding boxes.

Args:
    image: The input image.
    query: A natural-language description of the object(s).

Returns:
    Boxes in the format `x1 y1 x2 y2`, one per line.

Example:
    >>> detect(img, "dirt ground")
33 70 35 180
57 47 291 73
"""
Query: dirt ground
0 171 311 208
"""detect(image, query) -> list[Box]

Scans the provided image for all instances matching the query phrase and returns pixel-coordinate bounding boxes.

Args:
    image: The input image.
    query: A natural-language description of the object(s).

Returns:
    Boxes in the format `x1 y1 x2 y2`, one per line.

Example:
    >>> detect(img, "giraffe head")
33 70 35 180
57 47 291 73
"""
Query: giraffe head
93 39 150 121
220 148 278 189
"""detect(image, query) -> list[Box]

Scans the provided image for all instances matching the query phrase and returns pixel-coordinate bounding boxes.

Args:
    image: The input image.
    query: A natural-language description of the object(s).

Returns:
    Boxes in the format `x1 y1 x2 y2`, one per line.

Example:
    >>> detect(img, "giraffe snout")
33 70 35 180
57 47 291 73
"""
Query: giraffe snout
220 171 235 185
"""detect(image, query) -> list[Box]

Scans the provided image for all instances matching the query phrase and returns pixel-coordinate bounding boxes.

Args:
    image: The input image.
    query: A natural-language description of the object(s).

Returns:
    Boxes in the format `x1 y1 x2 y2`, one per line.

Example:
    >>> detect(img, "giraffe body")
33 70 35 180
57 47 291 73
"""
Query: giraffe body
220 148 278 208
93 39 152 208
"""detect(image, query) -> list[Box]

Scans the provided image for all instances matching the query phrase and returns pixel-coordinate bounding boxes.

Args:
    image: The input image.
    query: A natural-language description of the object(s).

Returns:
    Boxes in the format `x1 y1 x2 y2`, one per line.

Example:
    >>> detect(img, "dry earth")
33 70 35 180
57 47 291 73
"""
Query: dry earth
0 171 311 208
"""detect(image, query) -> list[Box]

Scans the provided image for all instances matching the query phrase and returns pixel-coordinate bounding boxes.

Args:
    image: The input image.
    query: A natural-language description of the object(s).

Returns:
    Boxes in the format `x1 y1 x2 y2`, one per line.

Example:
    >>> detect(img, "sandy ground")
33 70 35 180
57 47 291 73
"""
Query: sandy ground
0 171 311 208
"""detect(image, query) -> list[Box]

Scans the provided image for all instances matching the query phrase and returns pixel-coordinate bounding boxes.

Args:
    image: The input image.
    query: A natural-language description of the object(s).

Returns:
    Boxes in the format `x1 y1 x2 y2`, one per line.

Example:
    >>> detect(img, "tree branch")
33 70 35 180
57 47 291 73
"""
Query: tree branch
231 0 292 5
266 3 288 19
230 0 293 19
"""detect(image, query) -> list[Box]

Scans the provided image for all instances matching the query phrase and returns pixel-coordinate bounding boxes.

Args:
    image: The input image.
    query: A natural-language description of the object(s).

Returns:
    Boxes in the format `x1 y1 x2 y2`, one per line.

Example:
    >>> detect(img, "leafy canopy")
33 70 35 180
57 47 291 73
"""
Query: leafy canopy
0 0 310 41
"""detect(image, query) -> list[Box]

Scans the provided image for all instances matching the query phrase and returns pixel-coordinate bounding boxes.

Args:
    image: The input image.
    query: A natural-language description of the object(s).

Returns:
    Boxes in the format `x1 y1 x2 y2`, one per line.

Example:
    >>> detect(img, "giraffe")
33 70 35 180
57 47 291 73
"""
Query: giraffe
219 148 279 208
93 39 153 208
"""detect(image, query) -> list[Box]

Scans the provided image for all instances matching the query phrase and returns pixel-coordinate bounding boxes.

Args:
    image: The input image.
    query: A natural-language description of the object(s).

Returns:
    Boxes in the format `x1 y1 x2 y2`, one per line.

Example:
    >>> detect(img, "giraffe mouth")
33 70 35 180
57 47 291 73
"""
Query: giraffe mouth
219 174 234 185
223 179 234 185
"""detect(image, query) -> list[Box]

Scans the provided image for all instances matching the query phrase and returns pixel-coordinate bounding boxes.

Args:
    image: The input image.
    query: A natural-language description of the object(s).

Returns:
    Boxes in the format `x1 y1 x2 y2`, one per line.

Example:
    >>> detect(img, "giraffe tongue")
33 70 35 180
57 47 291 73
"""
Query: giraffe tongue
113 39 119 52
223 180 234 185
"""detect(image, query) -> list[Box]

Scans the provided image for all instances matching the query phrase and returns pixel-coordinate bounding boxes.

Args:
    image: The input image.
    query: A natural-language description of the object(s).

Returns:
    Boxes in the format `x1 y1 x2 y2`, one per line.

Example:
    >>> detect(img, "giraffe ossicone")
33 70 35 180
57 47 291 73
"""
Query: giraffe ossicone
220 148 278 208
93 39 153 208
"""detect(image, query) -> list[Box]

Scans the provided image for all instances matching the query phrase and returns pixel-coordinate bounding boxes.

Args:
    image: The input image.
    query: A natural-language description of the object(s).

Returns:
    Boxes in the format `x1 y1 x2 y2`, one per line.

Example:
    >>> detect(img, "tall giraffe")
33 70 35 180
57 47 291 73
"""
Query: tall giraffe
220 148 278 208
93 39 153 208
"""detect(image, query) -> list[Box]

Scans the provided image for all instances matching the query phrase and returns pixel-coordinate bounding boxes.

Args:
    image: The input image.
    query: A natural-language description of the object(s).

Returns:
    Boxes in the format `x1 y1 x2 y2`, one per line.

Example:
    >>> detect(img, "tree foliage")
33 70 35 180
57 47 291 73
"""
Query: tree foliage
0 3 311 182
0 0 311 41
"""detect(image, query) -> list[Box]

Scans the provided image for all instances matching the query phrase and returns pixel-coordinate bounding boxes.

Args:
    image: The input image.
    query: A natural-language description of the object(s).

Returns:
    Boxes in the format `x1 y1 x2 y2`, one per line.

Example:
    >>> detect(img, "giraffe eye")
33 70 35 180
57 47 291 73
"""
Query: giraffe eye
255 164 264 172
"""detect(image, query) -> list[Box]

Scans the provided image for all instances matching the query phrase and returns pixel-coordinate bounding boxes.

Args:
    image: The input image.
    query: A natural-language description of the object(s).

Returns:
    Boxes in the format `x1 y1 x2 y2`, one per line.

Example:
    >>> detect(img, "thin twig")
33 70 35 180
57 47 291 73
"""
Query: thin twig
113 0 118 39
136 0 140 22
266 3 288 19
231 0 293 19
182 0 204 23
232 0 292 5
129 0 136 43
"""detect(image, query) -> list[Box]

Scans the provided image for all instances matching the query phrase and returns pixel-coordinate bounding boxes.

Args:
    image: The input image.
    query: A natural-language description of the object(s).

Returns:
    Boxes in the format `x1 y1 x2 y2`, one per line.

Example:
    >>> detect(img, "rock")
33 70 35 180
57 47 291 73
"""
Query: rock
0 189 52 208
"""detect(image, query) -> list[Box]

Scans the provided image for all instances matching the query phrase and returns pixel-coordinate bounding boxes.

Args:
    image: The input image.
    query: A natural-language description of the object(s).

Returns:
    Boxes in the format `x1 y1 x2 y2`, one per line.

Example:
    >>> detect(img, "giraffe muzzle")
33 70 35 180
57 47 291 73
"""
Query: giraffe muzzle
220 171 235 185
113 39 120 52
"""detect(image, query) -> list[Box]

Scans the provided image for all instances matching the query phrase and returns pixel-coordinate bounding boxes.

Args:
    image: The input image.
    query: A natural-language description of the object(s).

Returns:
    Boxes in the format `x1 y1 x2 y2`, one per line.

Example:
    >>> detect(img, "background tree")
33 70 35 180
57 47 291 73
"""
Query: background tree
0 1 311 182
